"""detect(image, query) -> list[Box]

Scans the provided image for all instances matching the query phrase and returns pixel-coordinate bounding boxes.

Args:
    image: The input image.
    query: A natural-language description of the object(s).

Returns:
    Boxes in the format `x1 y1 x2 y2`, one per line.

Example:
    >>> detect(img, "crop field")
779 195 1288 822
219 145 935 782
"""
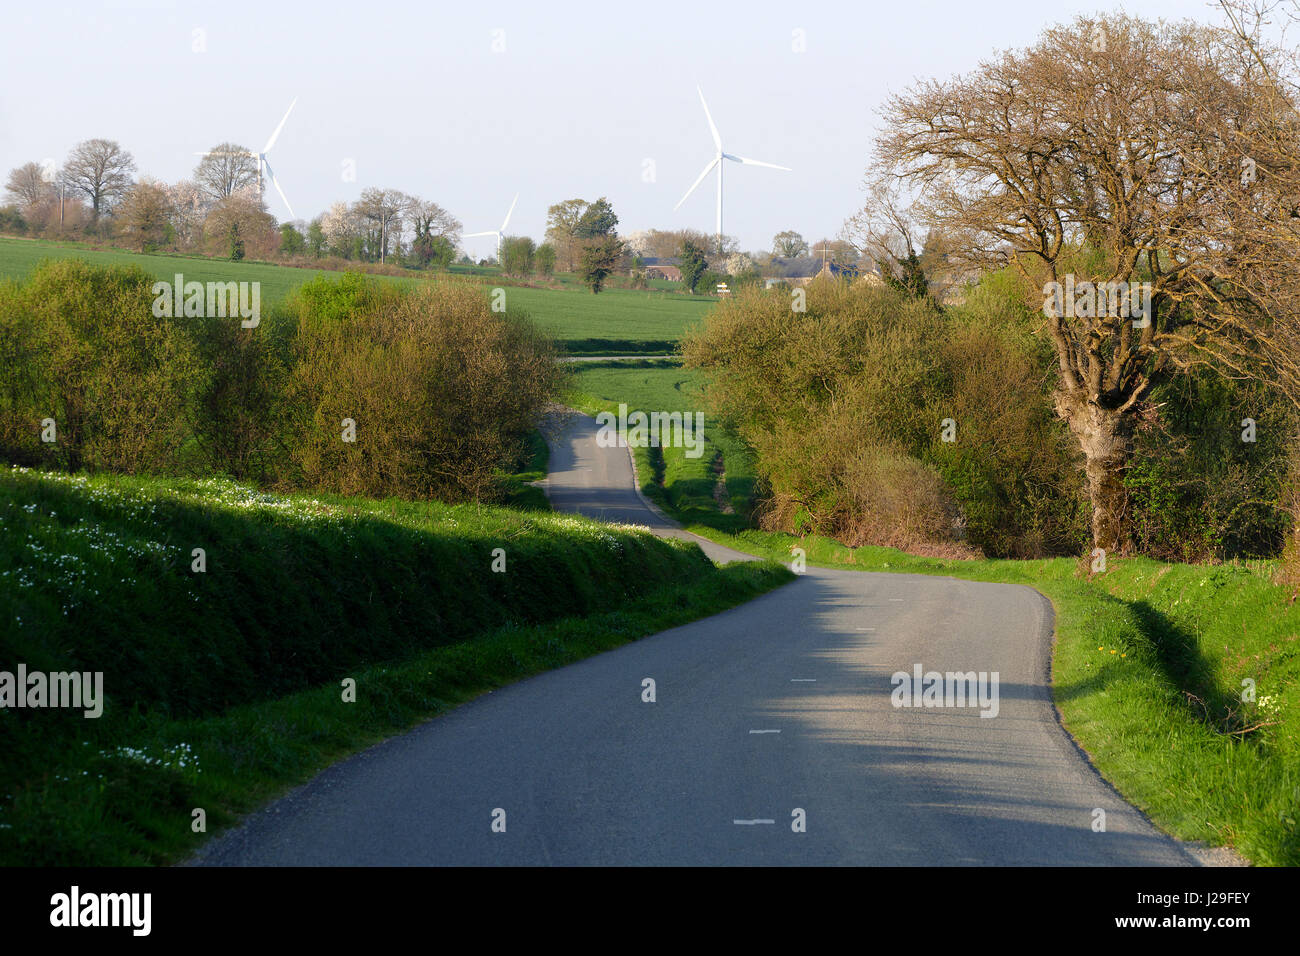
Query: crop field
502 285 714 353
0 236 378 304
0 237 711 354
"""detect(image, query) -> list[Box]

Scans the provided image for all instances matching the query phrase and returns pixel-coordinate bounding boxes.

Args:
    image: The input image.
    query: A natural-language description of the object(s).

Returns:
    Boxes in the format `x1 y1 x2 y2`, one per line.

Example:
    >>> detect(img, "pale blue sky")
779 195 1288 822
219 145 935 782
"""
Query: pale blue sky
0 0 1236 254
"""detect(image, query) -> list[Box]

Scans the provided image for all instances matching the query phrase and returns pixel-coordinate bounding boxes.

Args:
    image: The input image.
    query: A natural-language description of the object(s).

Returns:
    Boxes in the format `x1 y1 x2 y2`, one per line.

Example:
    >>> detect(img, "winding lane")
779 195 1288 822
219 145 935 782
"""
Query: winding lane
190 410 1195 866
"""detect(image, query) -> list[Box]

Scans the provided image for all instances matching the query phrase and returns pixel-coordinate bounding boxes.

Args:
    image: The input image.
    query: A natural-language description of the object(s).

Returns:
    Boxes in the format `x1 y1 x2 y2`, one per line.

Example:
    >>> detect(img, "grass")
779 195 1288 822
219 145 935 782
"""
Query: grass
0 237 714 354
498 286 715 353
0 466 792 865
678 523 1300 866
0 235 370 306
568 359 757 533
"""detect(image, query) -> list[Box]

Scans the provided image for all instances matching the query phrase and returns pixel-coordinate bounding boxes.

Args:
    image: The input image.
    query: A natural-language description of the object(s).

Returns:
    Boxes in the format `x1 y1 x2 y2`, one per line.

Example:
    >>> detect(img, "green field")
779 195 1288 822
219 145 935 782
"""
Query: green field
0 237 714 354
0 236 372 305
499 285 715 354
568 360 757 531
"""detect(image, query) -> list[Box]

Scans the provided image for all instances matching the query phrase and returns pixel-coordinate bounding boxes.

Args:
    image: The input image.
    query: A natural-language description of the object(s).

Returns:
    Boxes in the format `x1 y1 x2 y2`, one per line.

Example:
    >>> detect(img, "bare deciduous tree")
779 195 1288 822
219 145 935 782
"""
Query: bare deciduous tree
1186 2 1300 408
193 143 259 203
354 188 408 263
203 194 277 260
843 179 926 278
61 138 135 221
874 13 1294 553
5 162 55 208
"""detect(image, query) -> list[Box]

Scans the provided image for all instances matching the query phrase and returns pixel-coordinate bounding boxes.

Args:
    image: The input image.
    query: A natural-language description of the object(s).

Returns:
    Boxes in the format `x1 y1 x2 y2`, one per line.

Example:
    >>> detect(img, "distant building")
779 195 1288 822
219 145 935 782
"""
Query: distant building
763 256 869 288
816 260 860 281
639 256 681 281
763 256 817 288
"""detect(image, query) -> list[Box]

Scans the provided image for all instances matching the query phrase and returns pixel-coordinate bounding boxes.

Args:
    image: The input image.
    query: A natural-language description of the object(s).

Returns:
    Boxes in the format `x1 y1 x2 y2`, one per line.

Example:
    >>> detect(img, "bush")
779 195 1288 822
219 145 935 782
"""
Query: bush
0 259 203 474
925 295 1089 556
186 308 292 483
0 278 42 465
757 434 974 557
683 274 1088 556
281 275 564 500
0 264 565 504
1124 372 1293 562
0 205 27 236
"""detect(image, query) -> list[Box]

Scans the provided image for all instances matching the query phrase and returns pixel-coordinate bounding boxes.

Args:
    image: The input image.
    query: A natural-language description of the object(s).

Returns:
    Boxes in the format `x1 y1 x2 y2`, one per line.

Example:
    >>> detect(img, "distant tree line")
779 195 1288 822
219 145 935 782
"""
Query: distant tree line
1 139 465 273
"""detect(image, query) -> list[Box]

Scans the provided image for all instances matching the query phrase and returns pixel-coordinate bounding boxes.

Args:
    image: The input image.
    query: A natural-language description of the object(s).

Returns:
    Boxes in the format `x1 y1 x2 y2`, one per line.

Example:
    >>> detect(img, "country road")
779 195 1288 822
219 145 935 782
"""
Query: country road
190 409 1196 866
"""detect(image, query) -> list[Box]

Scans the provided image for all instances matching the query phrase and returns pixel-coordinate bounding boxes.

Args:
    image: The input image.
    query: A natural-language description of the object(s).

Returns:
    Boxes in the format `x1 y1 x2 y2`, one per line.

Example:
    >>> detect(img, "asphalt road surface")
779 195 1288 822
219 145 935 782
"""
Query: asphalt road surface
191 410 1195 866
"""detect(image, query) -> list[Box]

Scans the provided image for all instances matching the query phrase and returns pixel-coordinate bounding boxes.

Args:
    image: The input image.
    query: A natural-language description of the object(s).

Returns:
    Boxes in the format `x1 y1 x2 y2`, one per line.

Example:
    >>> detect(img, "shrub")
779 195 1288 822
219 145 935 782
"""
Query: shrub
0 277 42 465
0 259 203 474
0 205 27 236
282 276 564 500
0 264 565 505
683 274 1088 556
186 307 292 483
1125 372 1293 562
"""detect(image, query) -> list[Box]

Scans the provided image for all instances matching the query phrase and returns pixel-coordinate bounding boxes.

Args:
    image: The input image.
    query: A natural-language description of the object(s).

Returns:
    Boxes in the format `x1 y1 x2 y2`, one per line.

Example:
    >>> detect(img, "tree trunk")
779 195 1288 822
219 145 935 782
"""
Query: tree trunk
1054 391 1131 555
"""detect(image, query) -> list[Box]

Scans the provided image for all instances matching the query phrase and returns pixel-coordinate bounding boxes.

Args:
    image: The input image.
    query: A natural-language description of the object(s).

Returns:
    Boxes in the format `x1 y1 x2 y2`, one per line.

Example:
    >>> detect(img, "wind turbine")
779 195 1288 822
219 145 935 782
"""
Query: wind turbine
194 97 298 218
464 193 520 262
675 87 790 254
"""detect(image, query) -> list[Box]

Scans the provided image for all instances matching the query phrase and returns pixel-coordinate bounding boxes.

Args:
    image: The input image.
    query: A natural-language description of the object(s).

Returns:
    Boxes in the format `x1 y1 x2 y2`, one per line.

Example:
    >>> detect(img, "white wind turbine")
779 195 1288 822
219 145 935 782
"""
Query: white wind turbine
194 97 298 218
464 193 520 262
675 87 790 254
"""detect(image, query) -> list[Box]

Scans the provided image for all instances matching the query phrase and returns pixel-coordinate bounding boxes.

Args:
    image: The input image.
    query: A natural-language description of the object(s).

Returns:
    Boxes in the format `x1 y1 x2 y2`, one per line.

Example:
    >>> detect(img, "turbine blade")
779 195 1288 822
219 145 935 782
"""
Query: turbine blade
263 97 298 153
263 159 294 218
723 153 791 171
674 157 720 210
463 231 497 238
698 87 722 151
500 193 519 232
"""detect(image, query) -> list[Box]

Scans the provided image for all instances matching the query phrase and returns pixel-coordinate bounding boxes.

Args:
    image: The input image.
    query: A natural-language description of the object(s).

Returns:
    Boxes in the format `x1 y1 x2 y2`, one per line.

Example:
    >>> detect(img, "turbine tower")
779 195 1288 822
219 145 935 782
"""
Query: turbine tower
464 193 520 262
675 87 790 254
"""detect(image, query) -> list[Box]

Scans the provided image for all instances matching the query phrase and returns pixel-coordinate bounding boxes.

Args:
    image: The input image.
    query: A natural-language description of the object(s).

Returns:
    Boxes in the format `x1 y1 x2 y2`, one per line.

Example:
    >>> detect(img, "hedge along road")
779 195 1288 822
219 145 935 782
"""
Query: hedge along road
191 409 1195 865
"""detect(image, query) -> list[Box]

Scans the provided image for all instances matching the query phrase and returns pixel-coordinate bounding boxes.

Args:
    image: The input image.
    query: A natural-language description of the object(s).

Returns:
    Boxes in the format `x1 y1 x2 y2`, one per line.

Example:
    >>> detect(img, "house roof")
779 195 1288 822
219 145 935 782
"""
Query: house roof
766 257 862 279
766 256 821 278
820 261 860 278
